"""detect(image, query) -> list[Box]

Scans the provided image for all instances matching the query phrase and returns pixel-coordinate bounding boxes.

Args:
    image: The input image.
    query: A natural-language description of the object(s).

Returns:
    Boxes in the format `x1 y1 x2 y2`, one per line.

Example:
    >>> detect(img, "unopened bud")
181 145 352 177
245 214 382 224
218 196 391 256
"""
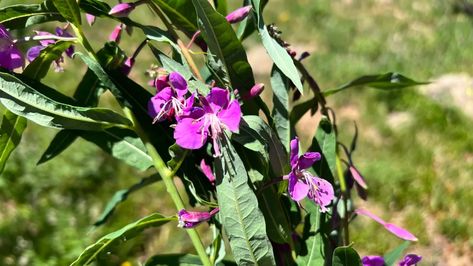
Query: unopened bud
225 5 252 24
242 83 264 100
121 57 135 76
109 3 136 17
86 14 96 26
109 24 124 43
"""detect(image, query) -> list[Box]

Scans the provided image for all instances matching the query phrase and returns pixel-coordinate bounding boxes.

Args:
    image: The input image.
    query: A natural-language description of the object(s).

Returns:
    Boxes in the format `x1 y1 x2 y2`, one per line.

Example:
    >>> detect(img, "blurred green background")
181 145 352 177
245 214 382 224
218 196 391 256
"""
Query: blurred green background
1 0 473 265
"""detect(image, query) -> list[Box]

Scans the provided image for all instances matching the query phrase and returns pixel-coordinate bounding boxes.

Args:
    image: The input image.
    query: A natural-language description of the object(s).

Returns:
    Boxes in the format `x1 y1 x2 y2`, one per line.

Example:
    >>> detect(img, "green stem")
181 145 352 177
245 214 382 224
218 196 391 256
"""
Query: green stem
70 24 97 60
336 155 349 246
124 108 212 266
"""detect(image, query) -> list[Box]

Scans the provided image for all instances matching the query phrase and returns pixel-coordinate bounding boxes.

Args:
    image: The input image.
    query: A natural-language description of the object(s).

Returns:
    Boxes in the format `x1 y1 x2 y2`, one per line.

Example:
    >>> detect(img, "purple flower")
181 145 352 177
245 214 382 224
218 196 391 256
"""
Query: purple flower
355 208 418 241
284 137 334 211
0 24 23 70
177 208 219 228
399 254 422 266
121 57 134 76
109 2 136 17
173 87 241 157
148 72 193 123
26 27 74 71
225 5 252 24
362 255 385 266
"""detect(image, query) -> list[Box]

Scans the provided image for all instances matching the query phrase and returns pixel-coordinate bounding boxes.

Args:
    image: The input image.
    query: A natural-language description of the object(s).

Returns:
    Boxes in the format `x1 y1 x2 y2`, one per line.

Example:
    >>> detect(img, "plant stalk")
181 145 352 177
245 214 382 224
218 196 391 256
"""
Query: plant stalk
124 108 212 266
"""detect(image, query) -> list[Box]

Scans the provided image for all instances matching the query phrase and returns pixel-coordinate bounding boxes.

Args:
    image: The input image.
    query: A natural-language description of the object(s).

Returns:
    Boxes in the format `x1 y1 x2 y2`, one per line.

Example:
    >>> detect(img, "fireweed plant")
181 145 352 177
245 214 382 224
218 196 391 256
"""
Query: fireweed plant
0 1 428 265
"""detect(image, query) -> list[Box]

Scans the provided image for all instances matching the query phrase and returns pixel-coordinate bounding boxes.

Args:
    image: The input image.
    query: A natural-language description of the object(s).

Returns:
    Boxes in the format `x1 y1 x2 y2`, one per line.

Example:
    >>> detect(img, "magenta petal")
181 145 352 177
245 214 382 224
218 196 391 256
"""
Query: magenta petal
361 256 385 266
298 152 321 169
355 208 386 225
207 87 230 112
109 24 123 42
169 72 187 98
289 137 300 168
399 254 422 266
350 165 368 189
174 118 207 150
26 46 44 62
217 99 241 132
309 176 334 212
109 3 135 17
0 24 10 39
288 174 309 201
147 87 173 119
384 223 418 241
200 159 215 183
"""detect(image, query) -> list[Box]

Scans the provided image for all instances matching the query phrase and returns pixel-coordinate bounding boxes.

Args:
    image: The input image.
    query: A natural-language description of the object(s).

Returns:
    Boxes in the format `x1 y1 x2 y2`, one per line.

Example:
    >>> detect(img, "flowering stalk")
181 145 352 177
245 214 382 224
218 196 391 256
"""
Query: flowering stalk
123 108 212 266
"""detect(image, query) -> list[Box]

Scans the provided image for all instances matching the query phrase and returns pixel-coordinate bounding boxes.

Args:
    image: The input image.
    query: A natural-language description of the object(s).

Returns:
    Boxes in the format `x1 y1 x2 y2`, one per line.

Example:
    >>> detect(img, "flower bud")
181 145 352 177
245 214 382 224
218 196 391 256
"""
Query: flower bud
86 14 96 26
177 208 219 228
242 83 264 100
109 3 136 17
121 57 135 76
225 5 252 24
109 24 124 43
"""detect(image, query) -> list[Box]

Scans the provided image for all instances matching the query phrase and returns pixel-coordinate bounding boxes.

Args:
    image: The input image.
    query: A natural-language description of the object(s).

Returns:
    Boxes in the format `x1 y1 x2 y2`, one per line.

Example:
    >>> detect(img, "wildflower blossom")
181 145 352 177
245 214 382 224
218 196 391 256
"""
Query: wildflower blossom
361 255 385 266
173 87 241 157
0 24 23 70
109 3 136 17
200 159 216 184
398 254 422 266
284 137 334 211
148 72 193 122
177 208 219 228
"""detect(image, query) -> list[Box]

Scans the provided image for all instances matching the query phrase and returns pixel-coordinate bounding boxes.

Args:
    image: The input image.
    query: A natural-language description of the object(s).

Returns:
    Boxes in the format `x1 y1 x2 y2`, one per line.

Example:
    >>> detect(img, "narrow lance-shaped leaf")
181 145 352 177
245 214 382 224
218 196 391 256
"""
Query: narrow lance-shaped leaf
215 135 275 265
323 72 428 96
332 246 362 266
251 0 303 92
37 130 78 165
383 241 410 266
0 72 131 130
191 0 259 113
53 0 81 25
271 65 291 152
0 0 64 29
297 199 329 265
145 254 237 266
311 116 336 183
290 97 318 125
94 173 161 226
71 213 174 266
0 109 26 174
80 127 153 171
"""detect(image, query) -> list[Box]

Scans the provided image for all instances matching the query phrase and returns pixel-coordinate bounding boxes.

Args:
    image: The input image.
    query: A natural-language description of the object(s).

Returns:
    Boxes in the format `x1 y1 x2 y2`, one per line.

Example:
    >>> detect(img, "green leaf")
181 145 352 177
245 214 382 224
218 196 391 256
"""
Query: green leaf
151 0 198 34
297 199 329 265
251 0 303 92
191 0 257 103
0 110 26 174
23 41 75 80
289 97 318 125
147 43 193 80
332 246 362 266
323 72 428 96
53 0 81 25
0 1 64 29
271 65 291 152
215 135 275 265
80 127 153 171
145 253 237 266
0 72 132 130
94 173 162 226
311 116 336 183
234 115 288 177
383 241 410 266
71 213 174 266
37 129 78 165
74 52 127 105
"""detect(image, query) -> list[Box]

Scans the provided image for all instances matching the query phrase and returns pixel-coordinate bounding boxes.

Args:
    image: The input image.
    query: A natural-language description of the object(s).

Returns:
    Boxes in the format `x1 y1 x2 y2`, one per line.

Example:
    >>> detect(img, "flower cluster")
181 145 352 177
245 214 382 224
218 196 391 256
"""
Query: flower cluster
148 71 241 157
362 253 422 266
